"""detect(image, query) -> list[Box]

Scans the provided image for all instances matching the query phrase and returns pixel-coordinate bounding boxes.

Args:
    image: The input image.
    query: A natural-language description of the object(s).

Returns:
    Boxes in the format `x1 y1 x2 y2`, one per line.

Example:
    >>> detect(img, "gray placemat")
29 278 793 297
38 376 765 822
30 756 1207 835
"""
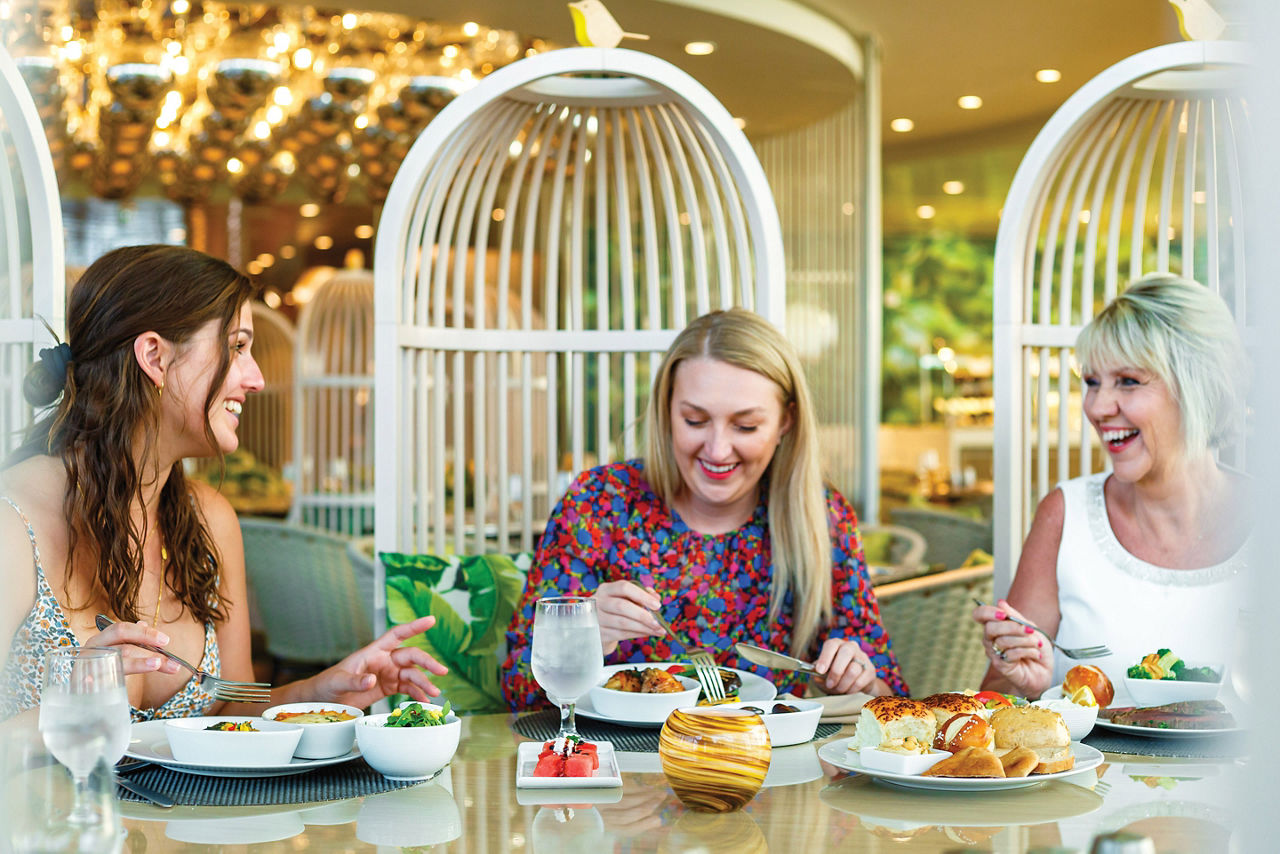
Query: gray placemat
1081 729 1247 759
115 758 420 806
512 709 842 752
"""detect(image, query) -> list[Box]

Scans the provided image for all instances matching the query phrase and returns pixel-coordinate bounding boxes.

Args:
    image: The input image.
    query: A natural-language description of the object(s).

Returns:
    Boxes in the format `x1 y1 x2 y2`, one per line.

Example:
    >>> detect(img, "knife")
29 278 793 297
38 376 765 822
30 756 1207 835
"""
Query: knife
734 643 817 673
115 773 175 808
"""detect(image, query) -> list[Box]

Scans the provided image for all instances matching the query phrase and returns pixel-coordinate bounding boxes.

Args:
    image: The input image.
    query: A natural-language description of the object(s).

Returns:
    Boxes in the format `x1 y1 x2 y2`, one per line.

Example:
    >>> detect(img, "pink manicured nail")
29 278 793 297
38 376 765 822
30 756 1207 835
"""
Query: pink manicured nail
1038 640 1043 648
148 657 161 669
1024 626 1034 634
994 611 1006 620
155 632 170 645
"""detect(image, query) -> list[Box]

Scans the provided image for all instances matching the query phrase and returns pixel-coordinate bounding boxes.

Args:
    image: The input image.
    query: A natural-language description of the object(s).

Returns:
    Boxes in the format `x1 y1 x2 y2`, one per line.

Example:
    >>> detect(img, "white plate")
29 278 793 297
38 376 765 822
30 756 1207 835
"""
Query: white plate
515 741 623 789
126 720 362 777
1092 718 1243 739
817 737 1104 792
576 664 777 727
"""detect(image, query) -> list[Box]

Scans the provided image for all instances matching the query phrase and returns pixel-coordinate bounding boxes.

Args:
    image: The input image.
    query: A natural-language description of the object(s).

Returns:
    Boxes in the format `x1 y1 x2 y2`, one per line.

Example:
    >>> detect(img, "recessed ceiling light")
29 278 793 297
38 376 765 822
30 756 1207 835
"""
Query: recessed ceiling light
1036 68 1062 83
916 205 936 220
684 41 716 56
463 21 480 38
942 180 964 195
957 95 983 110
889 118 914 133
299 203 320 218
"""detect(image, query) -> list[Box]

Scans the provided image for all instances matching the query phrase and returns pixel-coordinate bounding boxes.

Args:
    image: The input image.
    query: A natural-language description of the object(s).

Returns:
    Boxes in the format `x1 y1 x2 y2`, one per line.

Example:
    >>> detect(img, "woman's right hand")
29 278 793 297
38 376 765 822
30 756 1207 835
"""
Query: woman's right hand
971 599 1054 698
85 620 183 677
593 581 667 655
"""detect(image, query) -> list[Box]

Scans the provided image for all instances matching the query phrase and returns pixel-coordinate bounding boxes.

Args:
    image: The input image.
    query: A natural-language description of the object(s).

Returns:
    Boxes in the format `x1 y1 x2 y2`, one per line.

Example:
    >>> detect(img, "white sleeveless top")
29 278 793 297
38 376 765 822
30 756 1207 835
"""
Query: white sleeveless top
1053 473 1250 701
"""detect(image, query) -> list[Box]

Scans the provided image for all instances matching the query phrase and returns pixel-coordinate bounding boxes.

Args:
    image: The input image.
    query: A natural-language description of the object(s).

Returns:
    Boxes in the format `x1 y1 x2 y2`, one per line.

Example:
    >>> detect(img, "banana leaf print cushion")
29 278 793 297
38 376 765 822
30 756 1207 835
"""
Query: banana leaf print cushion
381 552 531 714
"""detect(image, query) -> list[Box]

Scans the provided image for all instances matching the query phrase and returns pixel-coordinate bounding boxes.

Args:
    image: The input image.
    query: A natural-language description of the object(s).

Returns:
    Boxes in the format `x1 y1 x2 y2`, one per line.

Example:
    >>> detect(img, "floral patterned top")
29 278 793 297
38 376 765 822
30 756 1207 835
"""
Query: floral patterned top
500 461 906 710
0 497 220 722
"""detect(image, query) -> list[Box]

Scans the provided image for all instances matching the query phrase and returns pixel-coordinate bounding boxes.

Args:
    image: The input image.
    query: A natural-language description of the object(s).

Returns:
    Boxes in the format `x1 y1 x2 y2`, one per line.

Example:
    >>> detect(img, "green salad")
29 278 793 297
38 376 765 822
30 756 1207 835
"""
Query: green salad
385 701 452 727
1126 649 1219 682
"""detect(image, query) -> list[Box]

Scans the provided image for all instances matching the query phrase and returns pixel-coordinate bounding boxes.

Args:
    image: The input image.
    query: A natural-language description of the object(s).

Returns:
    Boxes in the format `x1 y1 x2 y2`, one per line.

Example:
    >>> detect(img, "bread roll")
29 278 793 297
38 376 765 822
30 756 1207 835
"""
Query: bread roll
933 713 994 753
990 706 1074 774
920 746 1004 778
920 692 987 725
849 697 936 750
1062 664 1114 708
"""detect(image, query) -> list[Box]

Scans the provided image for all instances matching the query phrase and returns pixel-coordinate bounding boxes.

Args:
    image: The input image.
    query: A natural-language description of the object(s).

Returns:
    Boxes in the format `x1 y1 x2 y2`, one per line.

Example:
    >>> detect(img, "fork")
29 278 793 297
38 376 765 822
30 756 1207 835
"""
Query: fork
95 614 273 703
625 581 726 702
972 599 1112 660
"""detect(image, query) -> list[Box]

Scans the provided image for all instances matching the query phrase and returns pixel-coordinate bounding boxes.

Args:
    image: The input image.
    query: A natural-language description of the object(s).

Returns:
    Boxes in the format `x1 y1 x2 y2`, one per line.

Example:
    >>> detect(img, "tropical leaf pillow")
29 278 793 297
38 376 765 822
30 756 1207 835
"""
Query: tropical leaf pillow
382 552 531 714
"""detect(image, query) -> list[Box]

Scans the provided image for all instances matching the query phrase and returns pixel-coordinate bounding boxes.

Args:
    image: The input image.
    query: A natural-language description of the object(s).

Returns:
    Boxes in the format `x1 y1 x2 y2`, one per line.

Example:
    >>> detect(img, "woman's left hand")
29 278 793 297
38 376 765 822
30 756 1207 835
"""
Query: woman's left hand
308 616 449 708
813 638 883 695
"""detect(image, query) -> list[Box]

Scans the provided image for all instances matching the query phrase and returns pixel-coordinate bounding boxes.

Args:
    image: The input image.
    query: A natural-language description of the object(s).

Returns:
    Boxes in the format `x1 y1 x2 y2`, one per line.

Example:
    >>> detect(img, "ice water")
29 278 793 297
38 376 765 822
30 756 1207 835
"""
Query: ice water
40 687 131 778
532 624 604 701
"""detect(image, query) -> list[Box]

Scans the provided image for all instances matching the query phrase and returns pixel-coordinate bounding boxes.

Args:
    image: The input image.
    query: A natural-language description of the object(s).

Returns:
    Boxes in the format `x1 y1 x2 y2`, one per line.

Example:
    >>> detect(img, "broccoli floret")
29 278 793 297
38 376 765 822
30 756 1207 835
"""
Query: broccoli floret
1127 665 1152 679
1170 660 1186 678
1155 650 1181 678
1179 666 1220 682
1156 648 1172 657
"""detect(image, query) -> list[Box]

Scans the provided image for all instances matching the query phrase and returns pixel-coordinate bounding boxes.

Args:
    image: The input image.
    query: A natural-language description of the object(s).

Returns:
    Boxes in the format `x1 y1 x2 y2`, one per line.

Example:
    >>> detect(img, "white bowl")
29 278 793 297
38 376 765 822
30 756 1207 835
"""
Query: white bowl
261 702 364 759
1123 673 1222 707
714 699 822 747
164 717 303 767
356 707 461 781
857 746 950 775
1032 696 1098 740
587 671 701 724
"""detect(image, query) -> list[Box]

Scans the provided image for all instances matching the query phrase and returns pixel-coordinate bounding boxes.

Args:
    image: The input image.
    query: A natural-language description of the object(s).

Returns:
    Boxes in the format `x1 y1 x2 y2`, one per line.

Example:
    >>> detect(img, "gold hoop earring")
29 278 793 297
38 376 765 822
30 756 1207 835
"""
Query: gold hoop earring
157 381 164 398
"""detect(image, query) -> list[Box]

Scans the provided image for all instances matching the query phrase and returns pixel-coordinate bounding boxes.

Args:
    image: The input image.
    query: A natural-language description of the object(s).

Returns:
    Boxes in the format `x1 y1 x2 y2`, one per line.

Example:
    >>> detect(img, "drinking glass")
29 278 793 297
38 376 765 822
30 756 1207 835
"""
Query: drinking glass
531 596 604 739
39 647 131 827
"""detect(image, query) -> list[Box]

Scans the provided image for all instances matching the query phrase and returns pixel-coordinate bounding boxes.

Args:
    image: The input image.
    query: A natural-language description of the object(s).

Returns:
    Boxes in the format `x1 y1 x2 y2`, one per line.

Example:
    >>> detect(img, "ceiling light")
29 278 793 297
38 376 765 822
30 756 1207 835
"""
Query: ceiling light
916 205 936 220
443 44 459 59
942 180 964 195
246 260 262 275
226 157 243 174
889 118 914 133
257 253 274 268
733 117 746 130
273 86 292 107
314 235 334 250
171 0 189 14
355 224 374 239
342 13 357 30
1036 68 1062 83
263 291 282 308
299 203 320 218
957 95 983 110
684 41 716 56
280 245 297 260
293 48 312 69
463 22 480 37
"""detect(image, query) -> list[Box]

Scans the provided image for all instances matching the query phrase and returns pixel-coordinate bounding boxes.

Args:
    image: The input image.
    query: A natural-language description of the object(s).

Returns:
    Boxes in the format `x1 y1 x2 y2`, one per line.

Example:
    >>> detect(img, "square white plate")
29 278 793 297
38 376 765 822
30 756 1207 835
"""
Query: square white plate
516 741 623 789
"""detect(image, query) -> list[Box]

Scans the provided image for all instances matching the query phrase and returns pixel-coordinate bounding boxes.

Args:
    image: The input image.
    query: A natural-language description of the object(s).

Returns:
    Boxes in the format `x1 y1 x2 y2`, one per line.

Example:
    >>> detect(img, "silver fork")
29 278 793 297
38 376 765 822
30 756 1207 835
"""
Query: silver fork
972 599 1112 660
95 614 273 703
626 581 726 702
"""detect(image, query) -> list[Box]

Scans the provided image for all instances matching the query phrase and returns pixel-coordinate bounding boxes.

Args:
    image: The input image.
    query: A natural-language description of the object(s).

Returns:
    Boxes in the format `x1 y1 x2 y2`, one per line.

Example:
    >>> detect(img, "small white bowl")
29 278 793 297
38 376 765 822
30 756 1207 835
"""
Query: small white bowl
587 673 701 724
1032 696 1097 740
714 699 822 747
1123 673 1222 707
857 746 949 775
164 717 303 767
356 706 461 781
261 702 364 759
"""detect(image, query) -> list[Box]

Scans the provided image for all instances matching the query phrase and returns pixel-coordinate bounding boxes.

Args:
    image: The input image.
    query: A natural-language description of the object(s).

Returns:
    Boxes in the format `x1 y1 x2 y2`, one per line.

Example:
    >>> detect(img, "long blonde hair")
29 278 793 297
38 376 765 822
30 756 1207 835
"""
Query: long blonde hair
644 308 831 656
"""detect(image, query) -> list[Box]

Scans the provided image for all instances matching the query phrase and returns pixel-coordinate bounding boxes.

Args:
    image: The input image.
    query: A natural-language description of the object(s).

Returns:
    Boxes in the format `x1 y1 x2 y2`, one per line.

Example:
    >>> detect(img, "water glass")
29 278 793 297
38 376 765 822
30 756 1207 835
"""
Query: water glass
39 647 130 827
1 730 123 854
531 596 604 739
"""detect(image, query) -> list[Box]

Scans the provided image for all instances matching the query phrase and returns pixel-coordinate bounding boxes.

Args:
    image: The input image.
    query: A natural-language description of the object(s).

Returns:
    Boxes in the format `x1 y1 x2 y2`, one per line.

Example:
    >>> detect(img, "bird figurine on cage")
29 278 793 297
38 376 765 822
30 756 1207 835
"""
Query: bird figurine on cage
1167 0 1227 41
568 0 651 49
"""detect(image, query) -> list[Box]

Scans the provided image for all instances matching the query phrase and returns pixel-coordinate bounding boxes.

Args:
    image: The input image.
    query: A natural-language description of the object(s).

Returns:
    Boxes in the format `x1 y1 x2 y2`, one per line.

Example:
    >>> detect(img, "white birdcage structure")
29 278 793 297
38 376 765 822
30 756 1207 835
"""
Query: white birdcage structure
1 45 64 455
292 269 375 535
992 41 1252 591
373 47 786 563
236 302 294 473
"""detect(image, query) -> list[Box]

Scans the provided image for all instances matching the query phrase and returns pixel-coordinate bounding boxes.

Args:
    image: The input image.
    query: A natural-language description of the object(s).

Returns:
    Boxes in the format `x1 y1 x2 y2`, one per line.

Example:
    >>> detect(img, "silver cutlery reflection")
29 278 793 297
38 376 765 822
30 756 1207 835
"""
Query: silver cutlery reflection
115 773 174 808
95 614 273 703
734 643 817 673
972 599 1112 660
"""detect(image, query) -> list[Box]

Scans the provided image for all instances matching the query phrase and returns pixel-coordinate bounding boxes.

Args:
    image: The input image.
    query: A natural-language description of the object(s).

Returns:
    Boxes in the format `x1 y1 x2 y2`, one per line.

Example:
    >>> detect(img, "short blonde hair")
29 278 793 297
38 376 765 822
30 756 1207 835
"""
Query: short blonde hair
644 308 831 656
1076 273 1247 454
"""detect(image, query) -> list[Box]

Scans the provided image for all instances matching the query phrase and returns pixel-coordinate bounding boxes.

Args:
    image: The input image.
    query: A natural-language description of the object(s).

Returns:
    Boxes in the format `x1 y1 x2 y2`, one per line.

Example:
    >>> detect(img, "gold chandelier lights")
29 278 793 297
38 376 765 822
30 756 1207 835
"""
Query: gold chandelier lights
2 1 548 204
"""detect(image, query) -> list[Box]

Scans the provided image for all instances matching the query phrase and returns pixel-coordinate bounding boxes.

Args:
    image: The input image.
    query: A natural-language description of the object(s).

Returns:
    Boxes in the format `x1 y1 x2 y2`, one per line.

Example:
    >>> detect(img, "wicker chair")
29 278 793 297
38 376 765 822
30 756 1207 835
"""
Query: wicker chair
875 564 994 697
859 523 928 585
889 507 994 570
240 518 375 675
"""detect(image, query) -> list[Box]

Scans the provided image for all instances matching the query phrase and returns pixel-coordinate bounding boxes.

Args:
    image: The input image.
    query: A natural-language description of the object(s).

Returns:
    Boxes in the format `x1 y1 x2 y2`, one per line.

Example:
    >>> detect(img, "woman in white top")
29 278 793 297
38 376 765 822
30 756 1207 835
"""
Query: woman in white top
972 273 1251 699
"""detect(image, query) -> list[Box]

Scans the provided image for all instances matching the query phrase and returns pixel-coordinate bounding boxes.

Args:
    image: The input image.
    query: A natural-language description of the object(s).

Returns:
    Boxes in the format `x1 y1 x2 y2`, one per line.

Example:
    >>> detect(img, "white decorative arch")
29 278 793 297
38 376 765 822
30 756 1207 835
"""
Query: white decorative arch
993 41 1252 591
373 47 787 568
1 44 64 454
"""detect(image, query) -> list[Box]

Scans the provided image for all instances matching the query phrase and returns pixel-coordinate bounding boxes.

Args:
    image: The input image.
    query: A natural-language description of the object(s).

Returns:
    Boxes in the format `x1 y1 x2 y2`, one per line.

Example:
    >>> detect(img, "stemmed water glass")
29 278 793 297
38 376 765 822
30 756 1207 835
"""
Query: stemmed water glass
531 596 604 739
39 647 131 827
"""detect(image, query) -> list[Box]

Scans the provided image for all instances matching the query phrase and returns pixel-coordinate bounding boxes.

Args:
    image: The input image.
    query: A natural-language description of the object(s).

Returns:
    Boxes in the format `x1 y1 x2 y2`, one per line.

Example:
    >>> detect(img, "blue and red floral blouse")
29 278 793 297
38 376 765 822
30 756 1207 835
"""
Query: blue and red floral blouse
500 460 907 710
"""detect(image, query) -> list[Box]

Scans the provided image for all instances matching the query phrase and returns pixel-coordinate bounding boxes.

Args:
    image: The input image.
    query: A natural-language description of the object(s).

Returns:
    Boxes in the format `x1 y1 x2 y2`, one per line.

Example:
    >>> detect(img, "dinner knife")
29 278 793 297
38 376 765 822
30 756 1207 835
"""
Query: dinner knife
115 774 175 809
734 643 817 673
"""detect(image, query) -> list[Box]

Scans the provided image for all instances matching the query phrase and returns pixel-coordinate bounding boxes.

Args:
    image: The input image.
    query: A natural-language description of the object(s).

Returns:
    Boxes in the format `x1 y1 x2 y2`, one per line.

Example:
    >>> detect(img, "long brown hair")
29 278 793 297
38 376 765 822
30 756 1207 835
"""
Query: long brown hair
13 245 255 624
644 308 831 657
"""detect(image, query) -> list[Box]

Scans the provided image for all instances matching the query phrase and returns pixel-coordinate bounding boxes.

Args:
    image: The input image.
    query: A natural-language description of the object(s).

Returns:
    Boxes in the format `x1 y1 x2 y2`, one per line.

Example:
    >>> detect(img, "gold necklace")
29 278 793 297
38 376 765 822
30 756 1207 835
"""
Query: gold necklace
152 544 167 628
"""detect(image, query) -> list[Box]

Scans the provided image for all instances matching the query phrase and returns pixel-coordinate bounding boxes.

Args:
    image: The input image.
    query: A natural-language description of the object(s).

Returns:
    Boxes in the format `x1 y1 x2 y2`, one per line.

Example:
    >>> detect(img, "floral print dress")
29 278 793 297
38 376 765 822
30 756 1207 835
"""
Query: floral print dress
500 461 906 710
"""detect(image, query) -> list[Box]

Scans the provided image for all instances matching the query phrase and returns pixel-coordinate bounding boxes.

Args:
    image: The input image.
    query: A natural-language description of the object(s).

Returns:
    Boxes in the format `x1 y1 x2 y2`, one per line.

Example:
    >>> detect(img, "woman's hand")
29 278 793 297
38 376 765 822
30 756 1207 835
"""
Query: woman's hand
813 638 887 695
86 620 183 677
972 599 1053 698
592 581 667 655
306 615 449 709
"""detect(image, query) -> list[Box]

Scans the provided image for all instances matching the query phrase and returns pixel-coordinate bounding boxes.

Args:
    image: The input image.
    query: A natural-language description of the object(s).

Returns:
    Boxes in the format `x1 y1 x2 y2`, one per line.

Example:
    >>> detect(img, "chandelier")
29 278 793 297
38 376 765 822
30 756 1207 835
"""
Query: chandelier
2 2 552 204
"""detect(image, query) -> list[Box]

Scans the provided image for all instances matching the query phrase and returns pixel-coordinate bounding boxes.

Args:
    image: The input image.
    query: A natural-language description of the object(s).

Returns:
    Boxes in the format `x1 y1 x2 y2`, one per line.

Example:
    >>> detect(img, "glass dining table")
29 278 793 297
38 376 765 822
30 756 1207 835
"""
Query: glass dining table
114 713 1244 852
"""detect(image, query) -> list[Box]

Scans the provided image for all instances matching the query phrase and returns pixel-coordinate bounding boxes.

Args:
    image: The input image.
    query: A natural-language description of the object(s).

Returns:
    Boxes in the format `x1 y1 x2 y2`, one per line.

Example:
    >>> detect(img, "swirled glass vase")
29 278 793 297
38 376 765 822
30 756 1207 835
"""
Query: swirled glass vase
658 707 771 812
